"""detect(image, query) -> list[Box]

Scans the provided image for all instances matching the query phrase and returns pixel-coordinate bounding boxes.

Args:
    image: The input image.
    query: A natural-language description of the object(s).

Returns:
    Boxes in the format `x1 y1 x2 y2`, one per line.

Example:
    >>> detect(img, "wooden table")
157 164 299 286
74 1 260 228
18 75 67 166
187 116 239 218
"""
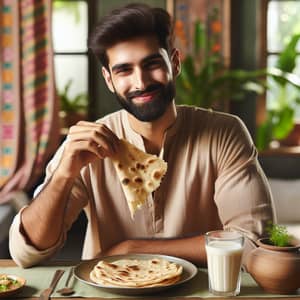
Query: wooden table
1 259 299 300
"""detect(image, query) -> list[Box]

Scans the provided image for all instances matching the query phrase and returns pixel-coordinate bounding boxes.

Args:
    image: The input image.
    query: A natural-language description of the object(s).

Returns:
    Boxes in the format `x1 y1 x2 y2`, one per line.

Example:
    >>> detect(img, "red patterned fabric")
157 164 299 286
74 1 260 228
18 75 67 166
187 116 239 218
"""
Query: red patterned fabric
0 0 60 203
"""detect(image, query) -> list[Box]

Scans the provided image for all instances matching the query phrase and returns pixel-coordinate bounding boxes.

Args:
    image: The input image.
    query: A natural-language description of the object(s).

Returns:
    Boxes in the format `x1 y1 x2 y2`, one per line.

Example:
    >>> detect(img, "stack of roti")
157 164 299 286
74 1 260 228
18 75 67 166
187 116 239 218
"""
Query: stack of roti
111 139 167 219
90 257 183 288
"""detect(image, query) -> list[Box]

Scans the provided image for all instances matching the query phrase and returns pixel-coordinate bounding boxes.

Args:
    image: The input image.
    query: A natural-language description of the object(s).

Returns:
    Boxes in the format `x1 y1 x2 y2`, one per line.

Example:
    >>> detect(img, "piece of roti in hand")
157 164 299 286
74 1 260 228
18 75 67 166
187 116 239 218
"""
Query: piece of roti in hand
111 139 167 219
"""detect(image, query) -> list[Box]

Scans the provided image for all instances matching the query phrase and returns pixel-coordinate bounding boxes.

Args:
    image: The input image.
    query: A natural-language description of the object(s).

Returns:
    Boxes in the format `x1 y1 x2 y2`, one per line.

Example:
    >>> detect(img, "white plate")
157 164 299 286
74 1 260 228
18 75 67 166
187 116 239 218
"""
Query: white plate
74 253 198 295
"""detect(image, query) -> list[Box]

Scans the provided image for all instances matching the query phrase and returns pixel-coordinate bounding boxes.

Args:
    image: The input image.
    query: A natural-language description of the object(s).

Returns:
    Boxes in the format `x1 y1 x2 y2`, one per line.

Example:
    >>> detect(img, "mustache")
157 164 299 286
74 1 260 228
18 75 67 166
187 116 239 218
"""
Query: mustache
126 83 163 99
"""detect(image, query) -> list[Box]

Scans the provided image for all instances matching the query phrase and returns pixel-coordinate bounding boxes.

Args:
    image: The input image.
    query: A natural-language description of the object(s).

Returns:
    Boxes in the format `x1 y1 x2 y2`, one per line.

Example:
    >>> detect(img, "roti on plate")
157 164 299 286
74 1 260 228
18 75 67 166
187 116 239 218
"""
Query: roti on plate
90 257 183 288
111 139 167 219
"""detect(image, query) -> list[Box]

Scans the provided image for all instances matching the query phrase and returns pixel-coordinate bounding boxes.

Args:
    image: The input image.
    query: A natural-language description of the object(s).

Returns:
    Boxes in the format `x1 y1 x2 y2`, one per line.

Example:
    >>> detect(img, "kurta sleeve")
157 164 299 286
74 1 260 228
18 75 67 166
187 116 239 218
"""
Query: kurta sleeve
9 141 89 268
213 115 275 259
9 207 66 268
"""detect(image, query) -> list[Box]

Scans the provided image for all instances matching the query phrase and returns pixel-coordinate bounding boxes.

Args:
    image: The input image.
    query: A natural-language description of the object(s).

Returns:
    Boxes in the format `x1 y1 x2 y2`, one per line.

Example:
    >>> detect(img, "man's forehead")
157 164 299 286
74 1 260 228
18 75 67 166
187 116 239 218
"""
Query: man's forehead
106 36 168 67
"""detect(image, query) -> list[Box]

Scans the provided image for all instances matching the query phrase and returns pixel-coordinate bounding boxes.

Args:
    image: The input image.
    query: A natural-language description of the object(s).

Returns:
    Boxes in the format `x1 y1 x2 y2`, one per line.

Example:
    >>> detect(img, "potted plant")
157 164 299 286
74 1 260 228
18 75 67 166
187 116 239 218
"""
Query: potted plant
175 13 300 151
256 33 300 151
246 223 300 294
175 10 265 111
59 79 88 129
260 223 294 248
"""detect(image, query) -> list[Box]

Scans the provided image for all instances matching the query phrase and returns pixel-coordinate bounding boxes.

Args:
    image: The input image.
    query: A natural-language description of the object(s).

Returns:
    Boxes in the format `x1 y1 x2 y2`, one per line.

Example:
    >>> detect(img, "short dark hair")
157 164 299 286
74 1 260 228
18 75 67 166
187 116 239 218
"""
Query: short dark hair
88 3 174 69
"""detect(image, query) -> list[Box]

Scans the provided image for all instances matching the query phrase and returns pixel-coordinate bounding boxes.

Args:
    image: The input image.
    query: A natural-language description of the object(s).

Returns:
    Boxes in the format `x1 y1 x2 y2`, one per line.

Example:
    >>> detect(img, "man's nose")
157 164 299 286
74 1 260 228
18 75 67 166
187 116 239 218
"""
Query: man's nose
133 68 150 90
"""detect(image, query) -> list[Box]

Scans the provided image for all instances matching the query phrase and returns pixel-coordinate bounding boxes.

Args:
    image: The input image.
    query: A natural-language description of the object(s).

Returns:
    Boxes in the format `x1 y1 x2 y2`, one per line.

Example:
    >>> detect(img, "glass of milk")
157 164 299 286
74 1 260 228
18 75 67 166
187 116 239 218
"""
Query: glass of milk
205 230 245 296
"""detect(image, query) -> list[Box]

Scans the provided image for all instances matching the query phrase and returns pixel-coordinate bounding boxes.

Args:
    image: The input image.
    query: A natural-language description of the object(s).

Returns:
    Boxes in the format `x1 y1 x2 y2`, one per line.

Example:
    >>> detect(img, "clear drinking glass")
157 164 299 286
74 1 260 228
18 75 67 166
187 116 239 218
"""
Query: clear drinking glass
205 230 245 296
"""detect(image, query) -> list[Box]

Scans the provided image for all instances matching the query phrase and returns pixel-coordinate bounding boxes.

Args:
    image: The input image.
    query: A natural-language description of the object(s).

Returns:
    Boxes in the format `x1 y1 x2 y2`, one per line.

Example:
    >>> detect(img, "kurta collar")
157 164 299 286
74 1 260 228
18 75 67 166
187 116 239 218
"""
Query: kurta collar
120 106 184 154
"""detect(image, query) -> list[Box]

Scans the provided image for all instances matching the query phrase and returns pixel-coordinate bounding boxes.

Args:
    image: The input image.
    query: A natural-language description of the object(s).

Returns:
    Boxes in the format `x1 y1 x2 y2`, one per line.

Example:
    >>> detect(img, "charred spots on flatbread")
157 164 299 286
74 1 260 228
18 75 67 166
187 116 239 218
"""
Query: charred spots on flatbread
146 158 155 164
107 263 118 269
147 181 154 188
122 178 130 185
136 162 145 170
118 163 123 169
128 265 140 271
133 177 143 184
129 167 136 173
152 170 162 180
118 270 129 277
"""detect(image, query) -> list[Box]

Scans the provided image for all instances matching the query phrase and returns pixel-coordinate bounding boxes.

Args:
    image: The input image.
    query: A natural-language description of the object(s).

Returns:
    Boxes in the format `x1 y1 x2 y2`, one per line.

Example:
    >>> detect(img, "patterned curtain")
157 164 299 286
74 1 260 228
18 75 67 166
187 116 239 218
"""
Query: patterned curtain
0 0 60 203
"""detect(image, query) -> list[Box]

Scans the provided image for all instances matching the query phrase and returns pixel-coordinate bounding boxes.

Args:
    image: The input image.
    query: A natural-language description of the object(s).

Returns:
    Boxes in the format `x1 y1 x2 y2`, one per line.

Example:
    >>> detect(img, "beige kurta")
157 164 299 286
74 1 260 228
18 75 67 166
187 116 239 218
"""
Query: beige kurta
9 106 275 267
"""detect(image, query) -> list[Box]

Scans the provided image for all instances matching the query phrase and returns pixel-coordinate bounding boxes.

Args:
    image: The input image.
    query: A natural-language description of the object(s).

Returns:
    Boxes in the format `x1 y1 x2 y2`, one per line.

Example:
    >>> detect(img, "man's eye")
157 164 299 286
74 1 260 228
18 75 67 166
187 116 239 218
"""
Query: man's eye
145 60 163 69
116 68 131 75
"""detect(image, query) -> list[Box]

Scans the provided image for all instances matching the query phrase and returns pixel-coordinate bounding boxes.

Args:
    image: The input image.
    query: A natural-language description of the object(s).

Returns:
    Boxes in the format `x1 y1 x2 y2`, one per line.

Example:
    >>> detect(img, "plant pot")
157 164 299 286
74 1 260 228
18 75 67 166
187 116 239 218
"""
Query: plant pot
246 238 300 294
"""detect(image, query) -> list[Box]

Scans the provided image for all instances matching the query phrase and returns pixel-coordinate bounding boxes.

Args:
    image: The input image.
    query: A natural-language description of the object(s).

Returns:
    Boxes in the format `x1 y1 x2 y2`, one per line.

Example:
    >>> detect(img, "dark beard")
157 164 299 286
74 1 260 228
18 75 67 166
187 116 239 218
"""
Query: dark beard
113 81 175 122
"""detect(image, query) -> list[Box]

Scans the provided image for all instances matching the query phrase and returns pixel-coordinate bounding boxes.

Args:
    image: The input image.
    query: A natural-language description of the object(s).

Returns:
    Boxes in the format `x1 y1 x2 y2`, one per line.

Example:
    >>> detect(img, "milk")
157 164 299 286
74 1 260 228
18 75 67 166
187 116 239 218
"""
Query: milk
206 240 243 295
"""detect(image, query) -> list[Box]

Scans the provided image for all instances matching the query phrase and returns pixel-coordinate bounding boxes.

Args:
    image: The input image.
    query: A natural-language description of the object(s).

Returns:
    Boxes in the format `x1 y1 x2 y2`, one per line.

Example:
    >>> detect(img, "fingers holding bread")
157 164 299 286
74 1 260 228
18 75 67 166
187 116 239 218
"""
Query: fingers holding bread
56 121 120 178
68 121 120 157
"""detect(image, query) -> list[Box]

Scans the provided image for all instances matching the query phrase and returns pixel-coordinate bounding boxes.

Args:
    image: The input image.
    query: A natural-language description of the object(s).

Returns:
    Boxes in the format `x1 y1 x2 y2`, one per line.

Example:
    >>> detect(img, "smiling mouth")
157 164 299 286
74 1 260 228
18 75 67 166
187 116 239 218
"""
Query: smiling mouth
132 90 159 103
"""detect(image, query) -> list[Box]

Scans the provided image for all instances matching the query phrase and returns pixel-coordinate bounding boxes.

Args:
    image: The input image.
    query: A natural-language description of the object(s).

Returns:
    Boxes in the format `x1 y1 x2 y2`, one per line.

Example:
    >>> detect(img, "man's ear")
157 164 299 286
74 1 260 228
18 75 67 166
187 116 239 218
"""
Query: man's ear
102 66 115 93
171 48 181 78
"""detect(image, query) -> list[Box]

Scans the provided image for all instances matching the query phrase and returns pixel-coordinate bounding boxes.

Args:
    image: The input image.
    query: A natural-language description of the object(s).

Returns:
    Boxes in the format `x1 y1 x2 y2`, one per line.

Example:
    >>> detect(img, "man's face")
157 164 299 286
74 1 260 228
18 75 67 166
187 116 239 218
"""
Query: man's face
102 36 179 122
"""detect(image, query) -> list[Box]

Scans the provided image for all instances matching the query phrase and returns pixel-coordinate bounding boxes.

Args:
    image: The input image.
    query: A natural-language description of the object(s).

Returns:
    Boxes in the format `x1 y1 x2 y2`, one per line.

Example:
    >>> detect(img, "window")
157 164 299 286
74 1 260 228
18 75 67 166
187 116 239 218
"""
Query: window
52 0 89 126
266 0 300 118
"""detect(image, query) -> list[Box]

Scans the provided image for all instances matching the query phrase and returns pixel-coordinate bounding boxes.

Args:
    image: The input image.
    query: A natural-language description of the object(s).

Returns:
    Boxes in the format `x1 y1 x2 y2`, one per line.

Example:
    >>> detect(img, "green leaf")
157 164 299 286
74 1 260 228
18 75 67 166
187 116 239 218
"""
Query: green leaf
272 106 294 139
267 67 300 89
194 21 206 55
242 81 265 94
266 222 292 247
58 79 88 113
274 33 300 86
277 33 300 73
256 121 273 151
179 56 196 87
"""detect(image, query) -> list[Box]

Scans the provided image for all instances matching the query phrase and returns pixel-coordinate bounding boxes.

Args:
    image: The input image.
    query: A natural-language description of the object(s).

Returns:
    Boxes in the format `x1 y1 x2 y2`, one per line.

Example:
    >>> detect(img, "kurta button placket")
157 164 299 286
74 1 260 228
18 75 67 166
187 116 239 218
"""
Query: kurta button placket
153 193 163 233
146 196 155 235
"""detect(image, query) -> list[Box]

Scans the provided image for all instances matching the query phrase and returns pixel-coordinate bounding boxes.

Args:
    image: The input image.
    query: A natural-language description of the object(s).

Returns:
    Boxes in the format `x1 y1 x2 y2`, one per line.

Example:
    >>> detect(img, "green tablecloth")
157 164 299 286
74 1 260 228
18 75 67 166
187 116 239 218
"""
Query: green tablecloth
0 264 299 298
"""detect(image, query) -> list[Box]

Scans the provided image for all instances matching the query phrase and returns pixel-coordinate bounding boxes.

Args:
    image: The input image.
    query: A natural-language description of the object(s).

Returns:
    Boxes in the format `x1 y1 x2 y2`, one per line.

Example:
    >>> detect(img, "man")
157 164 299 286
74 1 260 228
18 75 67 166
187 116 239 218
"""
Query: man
9 3 274 268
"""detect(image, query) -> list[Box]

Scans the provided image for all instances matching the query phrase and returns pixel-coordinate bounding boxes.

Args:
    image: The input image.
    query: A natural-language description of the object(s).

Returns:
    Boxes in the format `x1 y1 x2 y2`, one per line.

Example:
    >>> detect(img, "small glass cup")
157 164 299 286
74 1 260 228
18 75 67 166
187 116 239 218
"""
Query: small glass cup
205 230 245 297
